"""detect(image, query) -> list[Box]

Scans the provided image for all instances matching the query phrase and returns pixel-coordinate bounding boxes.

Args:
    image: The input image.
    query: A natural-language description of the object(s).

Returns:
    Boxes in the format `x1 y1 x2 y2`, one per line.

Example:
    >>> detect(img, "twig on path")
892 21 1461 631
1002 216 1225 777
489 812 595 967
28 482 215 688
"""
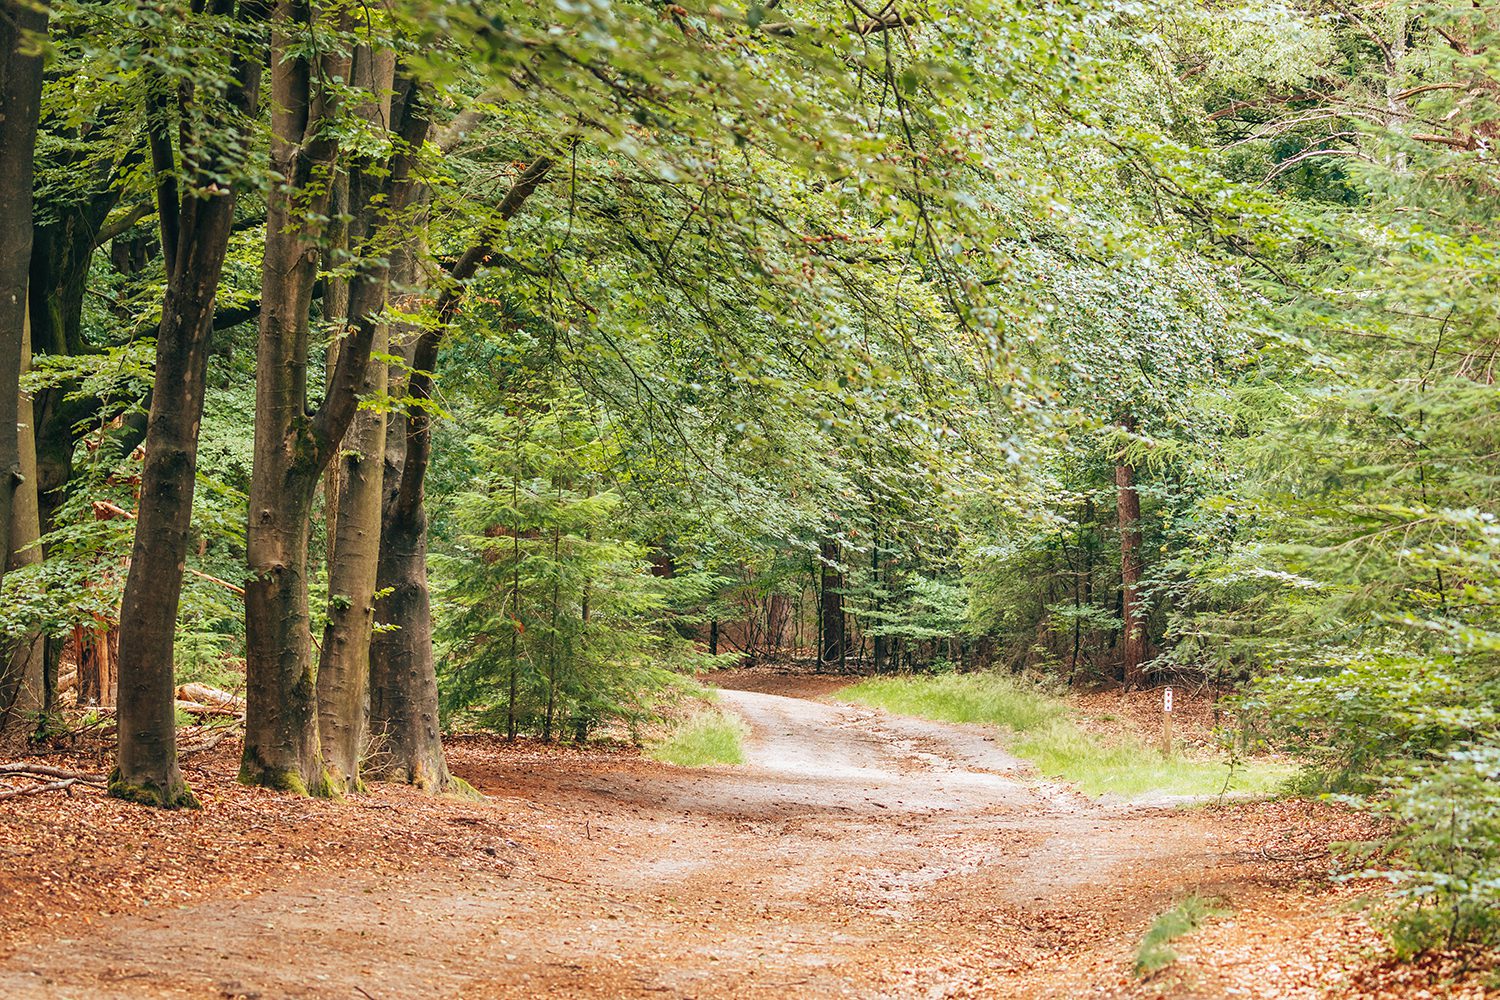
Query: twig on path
355 987 380 1000
1259 843 1330 863
536 872 587 886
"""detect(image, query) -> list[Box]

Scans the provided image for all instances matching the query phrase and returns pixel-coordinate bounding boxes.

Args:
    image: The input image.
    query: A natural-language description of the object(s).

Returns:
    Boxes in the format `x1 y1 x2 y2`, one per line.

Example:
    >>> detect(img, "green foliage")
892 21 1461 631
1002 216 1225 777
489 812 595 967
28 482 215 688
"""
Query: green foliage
1149 0 1500 948
435 390 714 739
1366 743 1500 957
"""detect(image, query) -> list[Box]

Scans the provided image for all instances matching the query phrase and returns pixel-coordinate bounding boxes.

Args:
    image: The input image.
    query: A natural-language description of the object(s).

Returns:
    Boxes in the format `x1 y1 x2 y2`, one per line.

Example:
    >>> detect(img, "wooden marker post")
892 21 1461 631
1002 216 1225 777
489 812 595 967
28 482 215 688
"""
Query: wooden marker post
1161 685 1174 757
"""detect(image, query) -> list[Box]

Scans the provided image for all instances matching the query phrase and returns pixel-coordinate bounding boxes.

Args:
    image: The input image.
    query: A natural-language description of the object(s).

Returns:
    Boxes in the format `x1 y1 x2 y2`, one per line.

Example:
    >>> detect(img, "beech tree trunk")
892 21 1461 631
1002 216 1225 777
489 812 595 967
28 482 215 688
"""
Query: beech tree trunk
766 592 789 658
113 123 254 806
369 485 452 787
240 16 349 796
368 155 552 792
241 48 424 795
871 520 888 674
315 326 387 791
368 318 447 787
367 317 453 787
0 0 46 639
819 539 845 670
1116 434 1145 689
0 308 44 744
315 47 398 795
109 0 263 807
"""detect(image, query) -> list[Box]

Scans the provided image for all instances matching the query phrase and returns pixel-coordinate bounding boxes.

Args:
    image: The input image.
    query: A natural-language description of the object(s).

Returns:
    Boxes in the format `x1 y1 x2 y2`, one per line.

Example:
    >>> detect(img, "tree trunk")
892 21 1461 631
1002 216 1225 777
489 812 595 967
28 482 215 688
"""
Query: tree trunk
241 43 422 796
507 429 520 739
871 520 888 674
314 47 398 795
367 155 552 792
113 176 244 808
819 539 845 670
368 495 454 788
111 4 264 807
0 306 45 745
0 0 47 622
766 592 788 658
1116 440 1145 689
366 240 456 782
543 514 560 742
315 326 387 792
240 17 349 795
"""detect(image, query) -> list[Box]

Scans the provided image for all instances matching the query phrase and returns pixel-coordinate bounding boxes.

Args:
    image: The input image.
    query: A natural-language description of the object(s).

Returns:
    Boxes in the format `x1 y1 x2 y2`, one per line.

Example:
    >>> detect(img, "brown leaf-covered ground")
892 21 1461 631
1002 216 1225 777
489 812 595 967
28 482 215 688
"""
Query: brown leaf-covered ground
0 675 1493 998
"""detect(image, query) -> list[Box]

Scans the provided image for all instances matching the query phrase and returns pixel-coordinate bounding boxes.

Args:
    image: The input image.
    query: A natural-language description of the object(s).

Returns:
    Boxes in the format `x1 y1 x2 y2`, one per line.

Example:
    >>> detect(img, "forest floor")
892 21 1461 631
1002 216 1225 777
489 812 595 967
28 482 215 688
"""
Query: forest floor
0 673 1494 999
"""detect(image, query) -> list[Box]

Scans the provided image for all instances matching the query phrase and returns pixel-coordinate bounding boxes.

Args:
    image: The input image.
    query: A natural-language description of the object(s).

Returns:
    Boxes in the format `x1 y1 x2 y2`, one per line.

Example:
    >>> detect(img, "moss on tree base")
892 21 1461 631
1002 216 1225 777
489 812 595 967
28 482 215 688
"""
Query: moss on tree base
107 768 201 809
367 759 480 799
237 759 342 800
444 775 483 800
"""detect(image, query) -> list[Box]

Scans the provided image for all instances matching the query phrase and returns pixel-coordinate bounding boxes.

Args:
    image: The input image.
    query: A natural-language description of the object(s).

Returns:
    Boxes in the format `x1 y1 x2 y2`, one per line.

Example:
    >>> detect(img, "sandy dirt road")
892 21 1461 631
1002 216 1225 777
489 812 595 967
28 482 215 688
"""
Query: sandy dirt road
0 690 1339 999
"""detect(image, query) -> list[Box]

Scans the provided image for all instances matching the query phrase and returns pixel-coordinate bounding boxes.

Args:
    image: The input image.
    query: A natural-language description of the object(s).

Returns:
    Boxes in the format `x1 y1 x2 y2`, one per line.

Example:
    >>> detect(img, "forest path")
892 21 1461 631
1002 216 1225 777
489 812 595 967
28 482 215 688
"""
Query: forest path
0 690 1330 999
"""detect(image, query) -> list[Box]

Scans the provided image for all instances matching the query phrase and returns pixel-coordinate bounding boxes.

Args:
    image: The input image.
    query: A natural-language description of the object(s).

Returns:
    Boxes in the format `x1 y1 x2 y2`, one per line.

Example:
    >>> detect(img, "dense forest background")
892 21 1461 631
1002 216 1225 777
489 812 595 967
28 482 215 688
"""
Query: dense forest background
0 0 1497 958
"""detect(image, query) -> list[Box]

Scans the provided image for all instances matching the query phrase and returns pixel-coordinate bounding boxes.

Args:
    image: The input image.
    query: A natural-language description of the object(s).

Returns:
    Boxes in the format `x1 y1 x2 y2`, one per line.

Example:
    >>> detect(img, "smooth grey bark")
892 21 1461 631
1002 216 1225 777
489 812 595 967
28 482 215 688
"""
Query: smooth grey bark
240 41 425 795
314 46 399 795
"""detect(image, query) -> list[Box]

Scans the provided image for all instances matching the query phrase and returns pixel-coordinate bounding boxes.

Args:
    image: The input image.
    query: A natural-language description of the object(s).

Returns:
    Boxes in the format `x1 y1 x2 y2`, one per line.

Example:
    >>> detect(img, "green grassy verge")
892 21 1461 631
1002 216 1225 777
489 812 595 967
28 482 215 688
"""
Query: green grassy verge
648 707 748 766
841 673 1289 799
1134 894 1227 975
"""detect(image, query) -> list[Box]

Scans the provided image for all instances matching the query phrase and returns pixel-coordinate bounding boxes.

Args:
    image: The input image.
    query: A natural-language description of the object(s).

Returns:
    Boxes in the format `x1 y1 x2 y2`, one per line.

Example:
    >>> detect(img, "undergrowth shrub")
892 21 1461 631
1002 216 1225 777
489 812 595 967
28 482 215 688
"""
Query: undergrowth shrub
1361 741 1500 957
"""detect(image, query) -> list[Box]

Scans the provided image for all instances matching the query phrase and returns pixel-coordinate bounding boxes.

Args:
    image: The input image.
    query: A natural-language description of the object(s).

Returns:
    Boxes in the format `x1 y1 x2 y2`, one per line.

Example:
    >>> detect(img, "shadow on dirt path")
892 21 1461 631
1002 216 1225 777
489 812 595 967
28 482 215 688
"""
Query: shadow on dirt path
0 689 1340 999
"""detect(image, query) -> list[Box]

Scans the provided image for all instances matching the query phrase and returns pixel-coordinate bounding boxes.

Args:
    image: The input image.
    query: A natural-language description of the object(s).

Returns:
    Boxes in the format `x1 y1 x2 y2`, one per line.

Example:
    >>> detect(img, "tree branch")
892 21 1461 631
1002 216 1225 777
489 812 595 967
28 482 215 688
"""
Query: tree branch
1412 131 1480 150
391 155 555 522
93 203 155 248
144 80 180 276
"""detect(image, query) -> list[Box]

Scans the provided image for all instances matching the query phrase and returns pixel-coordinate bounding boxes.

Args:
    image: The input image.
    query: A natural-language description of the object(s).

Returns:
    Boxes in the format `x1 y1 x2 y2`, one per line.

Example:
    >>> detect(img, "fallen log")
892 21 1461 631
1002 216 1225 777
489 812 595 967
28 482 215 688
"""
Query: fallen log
175 683 245 713
180 725 239 755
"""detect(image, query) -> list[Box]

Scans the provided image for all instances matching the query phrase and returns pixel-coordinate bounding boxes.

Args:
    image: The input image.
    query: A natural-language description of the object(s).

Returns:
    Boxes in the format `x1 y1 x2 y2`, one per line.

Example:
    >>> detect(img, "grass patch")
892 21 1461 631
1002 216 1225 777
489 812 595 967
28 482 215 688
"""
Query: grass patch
1134 894 1227 976
842 674 1067 732
841 673 1289 799
648 707 748 767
